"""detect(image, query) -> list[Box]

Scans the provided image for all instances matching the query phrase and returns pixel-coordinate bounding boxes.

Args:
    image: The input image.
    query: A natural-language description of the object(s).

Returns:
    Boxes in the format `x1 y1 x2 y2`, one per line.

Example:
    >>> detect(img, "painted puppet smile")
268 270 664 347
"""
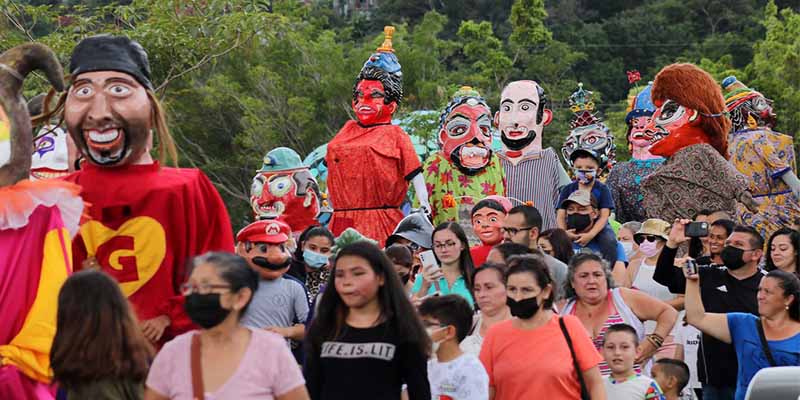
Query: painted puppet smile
506 129 527 139
458 144 490 168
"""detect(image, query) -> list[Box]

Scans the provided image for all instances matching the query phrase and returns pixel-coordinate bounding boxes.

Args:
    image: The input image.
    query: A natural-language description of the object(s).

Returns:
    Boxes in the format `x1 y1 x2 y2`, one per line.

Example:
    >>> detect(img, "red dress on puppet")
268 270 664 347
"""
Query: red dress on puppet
326 27 426 245
0 44 75 399
66 162 234 340
327 121 420 244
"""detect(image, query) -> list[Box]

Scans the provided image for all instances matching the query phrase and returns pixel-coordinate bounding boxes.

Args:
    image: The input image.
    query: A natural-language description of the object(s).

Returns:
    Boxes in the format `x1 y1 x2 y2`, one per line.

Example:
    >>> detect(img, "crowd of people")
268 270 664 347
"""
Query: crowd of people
1 29 800 400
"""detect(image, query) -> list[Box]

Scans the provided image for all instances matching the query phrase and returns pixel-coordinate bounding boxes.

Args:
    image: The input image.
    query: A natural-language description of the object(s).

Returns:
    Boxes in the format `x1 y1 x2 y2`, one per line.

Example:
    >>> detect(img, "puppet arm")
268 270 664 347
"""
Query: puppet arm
411 174 431 216
782 171 800 200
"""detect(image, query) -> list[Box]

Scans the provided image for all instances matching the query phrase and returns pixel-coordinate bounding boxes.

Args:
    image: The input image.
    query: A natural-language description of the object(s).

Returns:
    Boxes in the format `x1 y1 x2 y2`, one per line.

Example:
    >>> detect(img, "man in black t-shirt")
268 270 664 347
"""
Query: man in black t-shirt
654 220 765 400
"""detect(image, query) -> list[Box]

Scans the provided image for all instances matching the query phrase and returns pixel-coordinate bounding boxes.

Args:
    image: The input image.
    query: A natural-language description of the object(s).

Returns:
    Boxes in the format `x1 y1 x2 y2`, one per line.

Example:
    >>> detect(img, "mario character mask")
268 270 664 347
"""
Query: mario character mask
439 87 493 175
250 147 322 234
236 220 293 280
496 80 552 154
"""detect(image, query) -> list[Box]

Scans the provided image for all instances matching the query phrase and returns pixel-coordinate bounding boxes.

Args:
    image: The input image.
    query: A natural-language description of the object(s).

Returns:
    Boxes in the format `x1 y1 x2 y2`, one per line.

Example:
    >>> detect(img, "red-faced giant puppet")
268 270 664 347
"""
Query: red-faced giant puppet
250 147 324 235
325 26 429 246
640 63 753 221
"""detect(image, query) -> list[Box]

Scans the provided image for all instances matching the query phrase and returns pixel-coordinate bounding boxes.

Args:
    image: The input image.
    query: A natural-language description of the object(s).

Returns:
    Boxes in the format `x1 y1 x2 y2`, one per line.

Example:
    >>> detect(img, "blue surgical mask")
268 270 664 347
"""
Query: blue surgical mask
303 249 329 269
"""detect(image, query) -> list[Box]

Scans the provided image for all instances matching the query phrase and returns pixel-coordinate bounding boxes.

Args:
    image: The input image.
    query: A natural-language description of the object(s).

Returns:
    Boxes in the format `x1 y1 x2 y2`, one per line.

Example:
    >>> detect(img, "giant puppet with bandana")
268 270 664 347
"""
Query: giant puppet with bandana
605 84 665 223
496 80 571 230
721 76 800 239
418 86 505 227
0 44 79 398
51 36 235 345
641 63 754 221
325 27 430 245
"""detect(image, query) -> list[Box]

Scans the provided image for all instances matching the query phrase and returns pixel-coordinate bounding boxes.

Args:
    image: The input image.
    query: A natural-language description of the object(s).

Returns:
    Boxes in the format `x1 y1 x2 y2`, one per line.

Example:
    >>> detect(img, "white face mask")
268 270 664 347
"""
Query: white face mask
621 241 635 259
426 327 444 357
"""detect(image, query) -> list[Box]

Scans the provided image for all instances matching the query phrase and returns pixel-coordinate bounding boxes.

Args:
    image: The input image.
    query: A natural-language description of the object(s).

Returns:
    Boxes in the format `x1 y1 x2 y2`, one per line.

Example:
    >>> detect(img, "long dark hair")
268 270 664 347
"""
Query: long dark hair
765 228 800 277
540 228 575 264
432 222 476 290
765 270 800 322
51 270 153 388
293 225 335 263
307 241 431 356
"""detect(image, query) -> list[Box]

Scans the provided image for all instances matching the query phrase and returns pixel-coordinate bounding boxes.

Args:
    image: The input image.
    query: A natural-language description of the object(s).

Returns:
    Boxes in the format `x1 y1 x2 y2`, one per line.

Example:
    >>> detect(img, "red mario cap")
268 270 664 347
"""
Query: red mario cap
236 219 291 244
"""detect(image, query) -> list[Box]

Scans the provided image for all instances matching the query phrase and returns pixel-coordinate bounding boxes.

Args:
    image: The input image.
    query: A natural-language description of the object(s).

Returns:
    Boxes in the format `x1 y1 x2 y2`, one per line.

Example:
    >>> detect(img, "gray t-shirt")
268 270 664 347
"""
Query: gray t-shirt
242 277 309 329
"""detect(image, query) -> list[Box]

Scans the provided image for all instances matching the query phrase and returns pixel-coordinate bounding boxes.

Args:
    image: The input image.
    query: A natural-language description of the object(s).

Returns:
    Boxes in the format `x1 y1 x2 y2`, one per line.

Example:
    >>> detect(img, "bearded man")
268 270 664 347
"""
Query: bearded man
50 35 235 345
496 80 570 230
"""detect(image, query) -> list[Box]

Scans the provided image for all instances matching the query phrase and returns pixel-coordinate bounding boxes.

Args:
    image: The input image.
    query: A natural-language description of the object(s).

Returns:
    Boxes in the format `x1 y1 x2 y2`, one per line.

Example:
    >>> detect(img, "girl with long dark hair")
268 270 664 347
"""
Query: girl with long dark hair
412 222 475 306
305 241 431 400
289 225 336 305
51 270 154 399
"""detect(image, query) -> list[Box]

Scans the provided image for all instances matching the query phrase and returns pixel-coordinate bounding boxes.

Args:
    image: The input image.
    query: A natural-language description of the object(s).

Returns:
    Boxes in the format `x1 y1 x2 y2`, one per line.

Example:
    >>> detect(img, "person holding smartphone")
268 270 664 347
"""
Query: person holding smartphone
412 222 475 307
654 219 766 400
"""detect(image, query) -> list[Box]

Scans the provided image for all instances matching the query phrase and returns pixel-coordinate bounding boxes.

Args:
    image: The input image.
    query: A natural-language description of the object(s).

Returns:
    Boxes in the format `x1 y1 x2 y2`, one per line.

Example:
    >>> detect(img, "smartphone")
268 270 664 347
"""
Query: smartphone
684 259 698 275
685 221 709 238
418 250 441 293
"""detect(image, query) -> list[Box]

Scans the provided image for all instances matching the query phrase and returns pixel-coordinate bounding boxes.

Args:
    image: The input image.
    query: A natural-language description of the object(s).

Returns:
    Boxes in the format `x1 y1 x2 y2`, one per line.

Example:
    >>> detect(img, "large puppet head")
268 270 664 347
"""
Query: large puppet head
495 80 552 155
251 147 323 233
644 63 731 158
722 76 776 134
28 94 74 179
0 43 65 187
60 35 177 168
625 83 660 161
562 83 616 175
235 219 293 280
470 196 510 246
351 26 402 127
438 86 493 175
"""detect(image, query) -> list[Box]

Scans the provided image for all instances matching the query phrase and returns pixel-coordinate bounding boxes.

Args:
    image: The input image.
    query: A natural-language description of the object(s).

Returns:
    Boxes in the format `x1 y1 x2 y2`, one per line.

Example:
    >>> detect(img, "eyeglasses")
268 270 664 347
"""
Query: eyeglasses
180 283 231 296
634 235 661 245
502 226 533 236
434 241 458 250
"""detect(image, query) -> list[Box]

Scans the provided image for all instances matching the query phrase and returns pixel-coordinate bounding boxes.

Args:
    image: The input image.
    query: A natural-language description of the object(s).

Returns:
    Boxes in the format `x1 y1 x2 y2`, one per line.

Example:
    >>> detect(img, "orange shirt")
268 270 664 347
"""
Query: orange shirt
480 314 602 400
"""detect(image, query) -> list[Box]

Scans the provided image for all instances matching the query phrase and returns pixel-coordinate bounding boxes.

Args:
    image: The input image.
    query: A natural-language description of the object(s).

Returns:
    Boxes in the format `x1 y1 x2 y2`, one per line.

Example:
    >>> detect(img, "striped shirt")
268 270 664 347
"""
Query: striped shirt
498 147 571 230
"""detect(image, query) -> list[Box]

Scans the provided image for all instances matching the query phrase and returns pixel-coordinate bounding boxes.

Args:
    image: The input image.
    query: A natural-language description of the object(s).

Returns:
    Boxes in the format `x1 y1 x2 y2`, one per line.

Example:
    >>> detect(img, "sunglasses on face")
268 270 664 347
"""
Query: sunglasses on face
634 235 661 245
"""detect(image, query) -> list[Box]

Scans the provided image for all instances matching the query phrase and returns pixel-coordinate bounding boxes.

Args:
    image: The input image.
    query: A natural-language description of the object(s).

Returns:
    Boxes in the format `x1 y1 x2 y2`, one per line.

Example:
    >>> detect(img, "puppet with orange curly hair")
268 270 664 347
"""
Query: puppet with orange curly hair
640 63 754 221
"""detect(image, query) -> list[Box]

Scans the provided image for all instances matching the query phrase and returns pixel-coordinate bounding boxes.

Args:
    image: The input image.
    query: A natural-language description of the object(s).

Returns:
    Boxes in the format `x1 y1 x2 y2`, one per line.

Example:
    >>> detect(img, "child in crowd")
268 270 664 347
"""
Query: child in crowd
602 323 666 400
386 243 416 294
651 359 692 400
557 150 618 264
672 318 702 399
236 219 309 343
419 294 489 400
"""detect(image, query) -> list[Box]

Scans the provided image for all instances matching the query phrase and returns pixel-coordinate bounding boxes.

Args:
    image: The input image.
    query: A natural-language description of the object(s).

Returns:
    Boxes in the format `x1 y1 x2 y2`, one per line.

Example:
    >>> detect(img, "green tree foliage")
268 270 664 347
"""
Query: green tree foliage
2 0 799 228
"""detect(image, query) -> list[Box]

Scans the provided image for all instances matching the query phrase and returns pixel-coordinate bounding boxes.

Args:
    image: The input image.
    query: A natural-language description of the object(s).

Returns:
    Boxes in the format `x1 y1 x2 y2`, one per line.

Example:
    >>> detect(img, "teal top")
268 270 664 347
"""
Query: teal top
412 275 474 307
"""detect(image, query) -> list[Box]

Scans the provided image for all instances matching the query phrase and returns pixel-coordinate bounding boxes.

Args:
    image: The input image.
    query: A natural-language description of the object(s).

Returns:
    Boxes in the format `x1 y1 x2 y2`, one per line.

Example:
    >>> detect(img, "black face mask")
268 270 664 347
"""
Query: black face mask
506 296 540 319
185 293 231 329
566 213 592 232
252 257 291 271
721 246 748 270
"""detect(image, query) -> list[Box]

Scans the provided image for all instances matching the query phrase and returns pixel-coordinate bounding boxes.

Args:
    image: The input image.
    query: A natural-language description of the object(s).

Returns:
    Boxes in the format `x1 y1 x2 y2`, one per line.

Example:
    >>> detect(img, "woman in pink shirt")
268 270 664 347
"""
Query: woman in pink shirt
145 252 309 400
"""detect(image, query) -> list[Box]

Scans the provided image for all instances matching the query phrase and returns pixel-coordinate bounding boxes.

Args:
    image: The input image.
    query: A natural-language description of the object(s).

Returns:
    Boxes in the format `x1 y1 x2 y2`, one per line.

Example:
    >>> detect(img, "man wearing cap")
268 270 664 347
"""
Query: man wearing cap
560 190 627 276
236 219 309 344
51 35 234 345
